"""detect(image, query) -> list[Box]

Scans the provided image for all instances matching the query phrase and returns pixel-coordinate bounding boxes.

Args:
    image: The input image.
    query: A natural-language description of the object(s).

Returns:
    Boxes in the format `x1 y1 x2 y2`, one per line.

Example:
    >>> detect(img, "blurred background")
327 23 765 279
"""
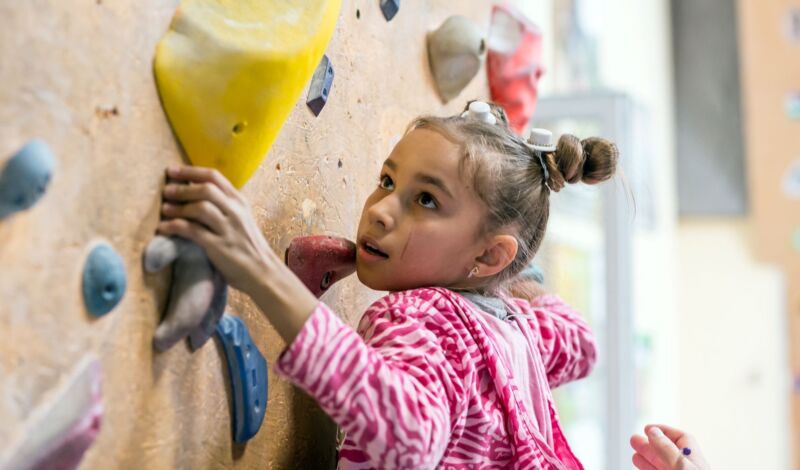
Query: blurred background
517 0 799 469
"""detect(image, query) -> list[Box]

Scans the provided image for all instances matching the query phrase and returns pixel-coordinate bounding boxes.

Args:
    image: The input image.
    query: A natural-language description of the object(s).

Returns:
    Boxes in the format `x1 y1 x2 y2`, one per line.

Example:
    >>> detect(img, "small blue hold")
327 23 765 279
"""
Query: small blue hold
0 139 55 220
82 243 127 317
306 55 335 117
216 313 268 443
379 0 400 21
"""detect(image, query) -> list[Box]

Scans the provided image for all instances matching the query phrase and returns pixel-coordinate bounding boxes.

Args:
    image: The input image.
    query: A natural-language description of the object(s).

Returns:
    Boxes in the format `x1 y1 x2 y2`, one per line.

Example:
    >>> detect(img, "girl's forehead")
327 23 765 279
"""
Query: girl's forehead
388 128 462 173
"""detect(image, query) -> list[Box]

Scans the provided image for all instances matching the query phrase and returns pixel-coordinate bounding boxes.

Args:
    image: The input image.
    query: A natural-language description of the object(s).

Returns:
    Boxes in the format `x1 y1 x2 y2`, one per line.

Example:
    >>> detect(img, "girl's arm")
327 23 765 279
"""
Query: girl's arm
157 166 468 467
157 165 318 344
512 289 597 389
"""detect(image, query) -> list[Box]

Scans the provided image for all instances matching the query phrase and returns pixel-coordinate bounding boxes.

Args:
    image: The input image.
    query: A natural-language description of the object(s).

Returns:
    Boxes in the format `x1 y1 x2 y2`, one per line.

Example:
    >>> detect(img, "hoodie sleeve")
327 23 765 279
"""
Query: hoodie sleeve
519 294 598 388
274 290 472 469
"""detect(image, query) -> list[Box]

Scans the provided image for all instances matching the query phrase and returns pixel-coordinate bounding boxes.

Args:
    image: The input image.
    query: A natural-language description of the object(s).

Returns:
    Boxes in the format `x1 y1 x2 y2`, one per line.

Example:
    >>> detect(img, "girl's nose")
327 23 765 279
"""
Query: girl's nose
368 195 397 232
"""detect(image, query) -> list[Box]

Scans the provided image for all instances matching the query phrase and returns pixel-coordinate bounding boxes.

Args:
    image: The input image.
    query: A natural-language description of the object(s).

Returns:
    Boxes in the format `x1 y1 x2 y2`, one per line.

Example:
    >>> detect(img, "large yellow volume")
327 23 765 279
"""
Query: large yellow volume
154 0 342 188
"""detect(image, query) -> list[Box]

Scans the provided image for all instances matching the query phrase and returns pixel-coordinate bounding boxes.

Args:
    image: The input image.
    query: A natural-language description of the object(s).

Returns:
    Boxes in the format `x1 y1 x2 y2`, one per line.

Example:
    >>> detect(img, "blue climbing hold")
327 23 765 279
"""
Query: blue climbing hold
379 0 400 21
0 139 55 220
216 313 268 443
306 55 334 117
82 243 127 317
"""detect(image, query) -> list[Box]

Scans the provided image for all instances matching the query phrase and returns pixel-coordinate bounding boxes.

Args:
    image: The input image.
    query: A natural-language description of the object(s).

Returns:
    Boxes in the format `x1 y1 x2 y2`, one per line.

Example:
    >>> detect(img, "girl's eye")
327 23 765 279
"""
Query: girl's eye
418 192 438 209
378 174 394 190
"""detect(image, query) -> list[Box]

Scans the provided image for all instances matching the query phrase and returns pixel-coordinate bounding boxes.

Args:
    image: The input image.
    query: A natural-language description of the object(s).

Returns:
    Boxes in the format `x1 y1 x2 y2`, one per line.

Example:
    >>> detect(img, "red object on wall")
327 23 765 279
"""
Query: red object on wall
486 4 545 135
285 235 356 298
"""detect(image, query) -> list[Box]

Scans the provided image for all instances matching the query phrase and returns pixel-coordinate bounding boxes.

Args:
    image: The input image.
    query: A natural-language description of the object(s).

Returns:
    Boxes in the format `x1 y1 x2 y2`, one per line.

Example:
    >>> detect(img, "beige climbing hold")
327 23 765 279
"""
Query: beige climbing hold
154 0 342 188
427 16 486 103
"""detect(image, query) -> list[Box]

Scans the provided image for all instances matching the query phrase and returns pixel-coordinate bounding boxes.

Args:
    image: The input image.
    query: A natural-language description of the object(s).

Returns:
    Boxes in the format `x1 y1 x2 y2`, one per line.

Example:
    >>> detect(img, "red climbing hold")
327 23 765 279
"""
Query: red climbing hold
285 235 356 297
486 4 545 135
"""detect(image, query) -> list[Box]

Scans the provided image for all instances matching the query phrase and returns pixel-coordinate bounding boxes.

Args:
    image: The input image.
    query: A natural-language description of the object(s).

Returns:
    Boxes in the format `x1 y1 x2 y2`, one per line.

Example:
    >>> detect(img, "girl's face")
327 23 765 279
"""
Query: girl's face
356 128 490 291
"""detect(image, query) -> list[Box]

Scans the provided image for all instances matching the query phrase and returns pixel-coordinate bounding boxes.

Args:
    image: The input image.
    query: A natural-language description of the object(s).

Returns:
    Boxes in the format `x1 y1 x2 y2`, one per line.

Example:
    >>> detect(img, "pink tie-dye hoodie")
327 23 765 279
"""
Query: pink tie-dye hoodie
275 287 597 469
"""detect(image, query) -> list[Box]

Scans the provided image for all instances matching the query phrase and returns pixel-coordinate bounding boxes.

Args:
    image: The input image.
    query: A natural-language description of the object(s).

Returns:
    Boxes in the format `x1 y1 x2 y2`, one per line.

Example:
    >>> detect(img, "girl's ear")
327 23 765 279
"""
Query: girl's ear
474 234 518 278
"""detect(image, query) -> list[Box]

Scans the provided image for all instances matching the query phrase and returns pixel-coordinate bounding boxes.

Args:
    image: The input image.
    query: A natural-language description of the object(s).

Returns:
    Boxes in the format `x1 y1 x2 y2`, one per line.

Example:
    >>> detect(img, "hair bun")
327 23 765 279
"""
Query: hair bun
580 137 618 184
544 134 618 191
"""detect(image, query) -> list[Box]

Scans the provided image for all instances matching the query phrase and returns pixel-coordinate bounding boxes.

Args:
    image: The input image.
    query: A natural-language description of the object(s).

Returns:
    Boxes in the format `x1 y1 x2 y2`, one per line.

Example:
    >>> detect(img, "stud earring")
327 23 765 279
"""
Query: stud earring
467 266 479 279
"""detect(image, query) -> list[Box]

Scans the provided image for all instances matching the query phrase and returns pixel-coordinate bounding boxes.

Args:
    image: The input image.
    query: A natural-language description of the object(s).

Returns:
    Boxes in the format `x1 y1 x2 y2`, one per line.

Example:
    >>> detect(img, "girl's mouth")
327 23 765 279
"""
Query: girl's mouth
360 240 389 259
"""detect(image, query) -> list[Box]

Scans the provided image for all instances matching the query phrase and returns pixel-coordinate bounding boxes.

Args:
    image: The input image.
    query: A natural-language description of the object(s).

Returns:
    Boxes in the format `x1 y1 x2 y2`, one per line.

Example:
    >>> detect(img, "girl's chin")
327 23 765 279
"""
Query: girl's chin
355 265 432 292
355 266 393 291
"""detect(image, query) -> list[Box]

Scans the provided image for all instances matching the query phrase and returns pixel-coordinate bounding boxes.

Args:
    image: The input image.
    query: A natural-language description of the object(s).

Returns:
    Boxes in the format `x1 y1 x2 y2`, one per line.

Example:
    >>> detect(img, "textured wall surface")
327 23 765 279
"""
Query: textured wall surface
0 0 495 468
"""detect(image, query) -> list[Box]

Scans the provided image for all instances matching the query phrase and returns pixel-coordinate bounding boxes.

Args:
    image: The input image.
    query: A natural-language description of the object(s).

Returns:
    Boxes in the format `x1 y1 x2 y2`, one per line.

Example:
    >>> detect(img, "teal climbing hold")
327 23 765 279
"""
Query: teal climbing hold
82 243 127 317
0 139 55 220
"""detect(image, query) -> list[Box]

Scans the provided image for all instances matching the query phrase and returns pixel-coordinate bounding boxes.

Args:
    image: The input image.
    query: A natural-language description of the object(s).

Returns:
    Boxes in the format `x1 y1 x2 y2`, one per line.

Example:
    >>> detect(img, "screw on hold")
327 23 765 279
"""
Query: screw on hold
380 0 400 21
306 55 335 117
0 139 55 220
232 122 247 135
320 271 333 291
82 242 127 317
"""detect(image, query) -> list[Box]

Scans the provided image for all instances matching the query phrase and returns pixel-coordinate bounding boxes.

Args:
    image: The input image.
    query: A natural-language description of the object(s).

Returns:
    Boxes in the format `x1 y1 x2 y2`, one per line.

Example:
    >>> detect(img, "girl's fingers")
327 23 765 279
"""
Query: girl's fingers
163 180 232 213
647 424 707 469
646 426 682 468
166 165 240 199
647 424 693 447
631 434 669 470
633 453 659 470
162 201 226 235
157 218 218 252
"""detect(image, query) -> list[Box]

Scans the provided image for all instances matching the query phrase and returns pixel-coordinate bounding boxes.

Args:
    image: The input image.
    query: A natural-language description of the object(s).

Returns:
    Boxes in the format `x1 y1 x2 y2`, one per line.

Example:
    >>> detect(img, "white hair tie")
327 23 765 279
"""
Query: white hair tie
527 128 556 185
460 101 497 125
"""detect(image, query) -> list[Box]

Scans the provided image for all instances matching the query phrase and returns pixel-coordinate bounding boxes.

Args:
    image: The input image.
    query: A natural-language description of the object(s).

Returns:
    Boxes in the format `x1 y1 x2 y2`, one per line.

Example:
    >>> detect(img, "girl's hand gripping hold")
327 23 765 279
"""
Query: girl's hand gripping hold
157 165 318 344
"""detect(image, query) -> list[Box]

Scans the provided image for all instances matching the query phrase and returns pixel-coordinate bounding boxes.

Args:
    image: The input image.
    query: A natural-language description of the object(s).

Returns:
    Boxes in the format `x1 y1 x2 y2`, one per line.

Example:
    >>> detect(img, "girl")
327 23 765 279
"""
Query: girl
157 101 617 469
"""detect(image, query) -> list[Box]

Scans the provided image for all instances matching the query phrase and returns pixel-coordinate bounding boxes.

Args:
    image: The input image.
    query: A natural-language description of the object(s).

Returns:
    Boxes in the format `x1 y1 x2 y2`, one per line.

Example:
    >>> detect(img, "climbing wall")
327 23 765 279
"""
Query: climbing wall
0 0 498 468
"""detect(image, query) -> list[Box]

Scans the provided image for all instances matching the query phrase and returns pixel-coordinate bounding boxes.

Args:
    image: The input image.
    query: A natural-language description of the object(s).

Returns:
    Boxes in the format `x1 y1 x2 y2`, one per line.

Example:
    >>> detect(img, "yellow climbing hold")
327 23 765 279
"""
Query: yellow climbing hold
154 0 342 188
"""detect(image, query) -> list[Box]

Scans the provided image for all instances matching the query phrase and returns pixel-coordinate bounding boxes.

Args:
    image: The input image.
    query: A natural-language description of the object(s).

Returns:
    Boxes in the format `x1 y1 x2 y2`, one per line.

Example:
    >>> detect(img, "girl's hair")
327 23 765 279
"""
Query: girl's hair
406 101 619 292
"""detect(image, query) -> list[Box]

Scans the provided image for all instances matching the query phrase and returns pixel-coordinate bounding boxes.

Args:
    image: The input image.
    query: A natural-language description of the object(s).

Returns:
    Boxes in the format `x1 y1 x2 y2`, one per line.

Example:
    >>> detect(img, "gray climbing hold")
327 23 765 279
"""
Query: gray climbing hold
144 235 228 352
83 243 127 317
143 234 192 273
187 269 227 350
306 55 334 117
0 139 55 220
379 0 399 21
427 16 485 103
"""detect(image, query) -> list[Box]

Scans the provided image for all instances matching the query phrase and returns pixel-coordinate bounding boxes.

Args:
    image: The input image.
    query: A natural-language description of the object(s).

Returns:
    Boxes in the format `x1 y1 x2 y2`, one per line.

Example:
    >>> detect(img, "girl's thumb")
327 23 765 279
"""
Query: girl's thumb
646 426 682 467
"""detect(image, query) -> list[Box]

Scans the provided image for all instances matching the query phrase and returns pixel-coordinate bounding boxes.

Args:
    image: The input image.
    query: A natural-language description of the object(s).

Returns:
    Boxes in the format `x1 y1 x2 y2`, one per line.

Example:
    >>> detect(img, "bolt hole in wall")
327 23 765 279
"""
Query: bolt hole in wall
321 271 332 290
